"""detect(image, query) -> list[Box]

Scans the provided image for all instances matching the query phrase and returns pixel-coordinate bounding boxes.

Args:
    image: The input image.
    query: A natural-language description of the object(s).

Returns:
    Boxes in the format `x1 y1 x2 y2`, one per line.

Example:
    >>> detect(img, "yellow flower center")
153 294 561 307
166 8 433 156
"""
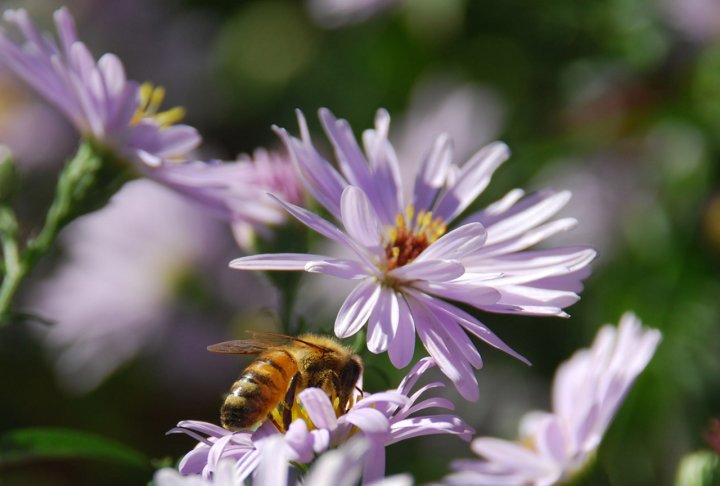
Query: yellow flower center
131 82 186 128
384 205 447 271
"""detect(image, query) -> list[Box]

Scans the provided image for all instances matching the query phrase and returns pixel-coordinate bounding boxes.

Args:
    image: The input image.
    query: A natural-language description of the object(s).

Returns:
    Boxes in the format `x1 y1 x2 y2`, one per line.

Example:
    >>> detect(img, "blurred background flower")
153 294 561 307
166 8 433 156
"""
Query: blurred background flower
1 0 719 484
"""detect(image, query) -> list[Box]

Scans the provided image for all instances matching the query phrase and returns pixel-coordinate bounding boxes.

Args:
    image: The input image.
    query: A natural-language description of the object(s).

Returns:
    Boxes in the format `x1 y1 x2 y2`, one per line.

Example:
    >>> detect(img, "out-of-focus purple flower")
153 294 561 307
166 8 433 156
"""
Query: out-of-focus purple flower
443 312 661 486
153 148 304 251
169 358 471 484
0 7 200 166
27 180 222 392
307 0 400 28
660 0 720 43
231 108 596 400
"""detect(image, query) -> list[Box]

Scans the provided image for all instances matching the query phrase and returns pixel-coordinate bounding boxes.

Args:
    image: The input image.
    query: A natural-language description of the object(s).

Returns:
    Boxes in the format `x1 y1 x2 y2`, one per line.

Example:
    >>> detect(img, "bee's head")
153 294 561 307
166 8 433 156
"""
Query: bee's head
339 354 363 398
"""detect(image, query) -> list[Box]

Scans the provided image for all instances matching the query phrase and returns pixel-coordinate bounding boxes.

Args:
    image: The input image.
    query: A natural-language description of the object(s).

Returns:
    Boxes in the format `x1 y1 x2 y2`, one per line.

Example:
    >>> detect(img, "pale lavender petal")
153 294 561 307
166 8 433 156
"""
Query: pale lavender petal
366 287 397 354
362 108 403 222
361 439 387 486
306 258 369 279
341 185 383 249
388 415 474 443
335 279 381 338
299 388 338 430
230 253 332 271
388 259 465 282
387 293 416 368
343 407 391 435
270 195 378 272
255 435 287 486
413 133 453 211
274 119 346 220
303 437 368 486
421 294 530 365
415 223 487 262
284 420 315 463
319 108 378 209
397 357 436 396
434 142 510 223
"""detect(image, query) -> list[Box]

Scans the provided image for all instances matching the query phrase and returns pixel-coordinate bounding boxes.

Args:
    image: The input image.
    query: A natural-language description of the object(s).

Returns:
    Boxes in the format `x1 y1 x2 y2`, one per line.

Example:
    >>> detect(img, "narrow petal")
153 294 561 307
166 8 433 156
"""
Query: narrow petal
305 258 369 279
335 280 382 338
434 142 510 223
387 293 416 369
299 388 338 430
415 223 487 262
413 133 453 211
270 195 379 273
230 253 331 271
388 259 465 282
341 186 383 249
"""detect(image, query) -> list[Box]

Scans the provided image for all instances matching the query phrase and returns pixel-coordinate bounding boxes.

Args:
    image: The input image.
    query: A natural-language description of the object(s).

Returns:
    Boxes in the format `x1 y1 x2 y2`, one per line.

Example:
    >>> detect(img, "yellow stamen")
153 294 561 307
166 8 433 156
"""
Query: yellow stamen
383 205 447 271
131 82 186 128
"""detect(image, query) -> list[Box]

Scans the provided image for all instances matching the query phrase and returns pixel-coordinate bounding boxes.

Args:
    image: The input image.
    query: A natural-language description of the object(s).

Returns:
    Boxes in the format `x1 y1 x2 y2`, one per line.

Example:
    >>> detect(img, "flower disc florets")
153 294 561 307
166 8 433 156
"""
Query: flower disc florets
384 206 447 272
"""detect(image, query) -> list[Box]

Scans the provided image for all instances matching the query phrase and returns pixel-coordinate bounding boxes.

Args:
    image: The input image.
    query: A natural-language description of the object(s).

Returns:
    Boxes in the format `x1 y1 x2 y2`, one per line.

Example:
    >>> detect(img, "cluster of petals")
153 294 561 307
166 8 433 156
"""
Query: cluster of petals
153 148 304 250
155 436 412 486
230 108 596 400
0 7 200 166
169 358 471 484
443 312 662 486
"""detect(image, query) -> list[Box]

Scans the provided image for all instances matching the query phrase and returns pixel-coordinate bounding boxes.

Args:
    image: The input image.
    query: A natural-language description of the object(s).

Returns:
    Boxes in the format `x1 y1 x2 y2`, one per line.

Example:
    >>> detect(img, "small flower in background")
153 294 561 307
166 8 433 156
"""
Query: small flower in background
231 108 595 400
442 312 661 486
0 7 200 167
27 180 224 393
168 358 471 483
153 148 304 251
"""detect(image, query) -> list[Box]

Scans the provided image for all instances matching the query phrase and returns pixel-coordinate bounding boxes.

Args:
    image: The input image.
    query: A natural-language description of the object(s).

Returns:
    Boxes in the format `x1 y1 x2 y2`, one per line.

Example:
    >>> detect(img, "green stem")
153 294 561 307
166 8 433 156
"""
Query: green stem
0 141 131 322
0 206 23 320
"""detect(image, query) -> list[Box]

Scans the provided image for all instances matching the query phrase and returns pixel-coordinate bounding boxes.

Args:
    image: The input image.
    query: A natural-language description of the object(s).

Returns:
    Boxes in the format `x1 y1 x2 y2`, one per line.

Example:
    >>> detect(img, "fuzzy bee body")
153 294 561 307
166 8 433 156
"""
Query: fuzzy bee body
209 333 363 432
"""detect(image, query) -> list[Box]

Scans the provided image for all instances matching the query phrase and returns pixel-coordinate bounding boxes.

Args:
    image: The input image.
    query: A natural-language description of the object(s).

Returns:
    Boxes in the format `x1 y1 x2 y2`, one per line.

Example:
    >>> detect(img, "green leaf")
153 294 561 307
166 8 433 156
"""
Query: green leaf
0 427 149 470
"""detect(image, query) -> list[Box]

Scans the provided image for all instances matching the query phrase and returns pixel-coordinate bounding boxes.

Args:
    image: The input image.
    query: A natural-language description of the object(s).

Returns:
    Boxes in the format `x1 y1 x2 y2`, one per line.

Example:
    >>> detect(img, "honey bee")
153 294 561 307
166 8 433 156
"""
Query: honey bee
208 333 363 432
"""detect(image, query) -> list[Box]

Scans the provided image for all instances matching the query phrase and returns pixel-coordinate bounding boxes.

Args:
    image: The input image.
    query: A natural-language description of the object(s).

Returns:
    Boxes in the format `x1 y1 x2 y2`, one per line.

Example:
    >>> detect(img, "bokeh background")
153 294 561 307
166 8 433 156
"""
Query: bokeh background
1 0 719 484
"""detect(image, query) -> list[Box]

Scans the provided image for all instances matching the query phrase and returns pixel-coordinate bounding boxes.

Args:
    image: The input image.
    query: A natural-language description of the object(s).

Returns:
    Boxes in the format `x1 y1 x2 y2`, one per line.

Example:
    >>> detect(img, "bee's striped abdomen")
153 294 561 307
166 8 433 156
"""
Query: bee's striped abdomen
220 348 298 431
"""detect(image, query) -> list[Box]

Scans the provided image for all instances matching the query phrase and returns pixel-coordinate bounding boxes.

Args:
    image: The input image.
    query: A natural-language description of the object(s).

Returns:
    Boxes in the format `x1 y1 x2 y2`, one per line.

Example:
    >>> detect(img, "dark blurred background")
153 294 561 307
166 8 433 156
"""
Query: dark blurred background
1 0 719 484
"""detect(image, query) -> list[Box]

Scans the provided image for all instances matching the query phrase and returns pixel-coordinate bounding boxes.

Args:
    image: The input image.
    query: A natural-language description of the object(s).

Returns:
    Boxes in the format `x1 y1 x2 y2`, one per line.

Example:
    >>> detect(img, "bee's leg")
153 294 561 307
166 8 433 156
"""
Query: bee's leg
266 413 283 432
282 372 301 431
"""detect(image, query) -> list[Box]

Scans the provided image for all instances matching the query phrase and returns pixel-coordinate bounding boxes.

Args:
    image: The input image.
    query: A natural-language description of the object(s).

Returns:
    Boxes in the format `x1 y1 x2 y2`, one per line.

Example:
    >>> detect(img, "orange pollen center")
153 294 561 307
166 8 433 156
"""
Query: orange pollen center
384 206 447 271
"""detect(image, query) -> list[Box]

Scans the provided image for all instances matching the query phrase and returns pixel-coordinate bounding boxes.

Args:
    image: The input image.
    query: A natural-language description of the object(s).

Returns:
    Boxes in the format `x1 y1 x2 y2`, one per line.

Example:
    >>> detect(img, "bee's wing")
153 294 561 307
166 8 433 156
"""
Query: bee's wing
207 340 273 354
247 330 331 352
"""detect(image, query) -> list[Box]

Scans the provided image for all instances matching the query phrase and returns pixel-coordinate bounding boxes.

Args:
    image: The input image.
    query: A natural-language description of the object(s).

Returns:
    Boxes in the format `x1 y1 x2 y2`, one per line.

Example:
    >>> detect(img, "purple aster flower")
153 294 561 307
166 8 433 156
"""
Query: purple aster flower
0 7 200 166
152 148 305 250
168 357 471 484
442 312 661 486
230 108 596 400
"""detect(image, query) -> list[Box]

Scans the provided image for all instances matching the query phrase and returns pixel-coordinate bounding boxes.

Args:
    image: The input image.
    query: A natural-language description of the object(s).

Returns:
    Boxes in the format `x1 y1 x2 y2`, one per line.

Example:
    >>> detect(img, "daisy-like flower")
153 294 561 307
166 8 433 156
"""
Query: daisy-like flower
442 312 661 486
169 358 471 484
230 108 596 400
0 7 200 167
153 148 304 251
